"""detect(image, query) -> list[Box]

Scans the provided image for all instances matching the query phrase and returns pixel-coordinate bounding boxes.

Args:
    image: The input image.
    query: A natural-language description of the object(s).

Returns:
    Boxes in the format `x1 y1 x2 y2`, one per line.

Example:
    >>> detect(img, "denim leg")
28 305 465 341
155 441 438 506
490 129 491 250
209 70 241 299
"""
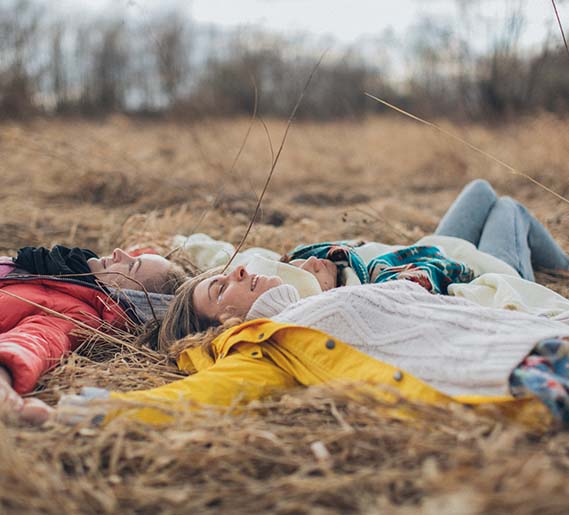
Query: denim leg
519 202 569 272
478 197 535 280
435 179 498 245
477 197 569 280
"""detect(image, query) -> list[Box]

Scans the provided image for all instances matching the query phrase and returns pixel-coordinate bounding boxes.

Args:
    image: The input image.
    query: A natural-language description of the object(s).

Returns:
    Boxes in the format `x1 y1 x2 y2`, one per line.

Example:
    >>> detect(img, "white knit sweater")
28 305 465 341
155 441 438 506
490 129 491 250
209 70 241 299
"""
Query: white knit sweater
246 281 569 397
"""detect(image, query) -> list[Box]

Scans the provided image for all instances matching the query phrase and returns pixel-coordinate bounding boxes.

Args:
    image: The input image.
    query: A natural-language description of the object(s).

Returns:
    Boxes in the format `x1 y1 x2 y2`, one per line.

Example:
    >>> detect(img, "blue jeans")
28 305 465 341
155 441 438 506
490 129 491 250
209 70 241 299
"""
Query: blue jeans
434 180 569 281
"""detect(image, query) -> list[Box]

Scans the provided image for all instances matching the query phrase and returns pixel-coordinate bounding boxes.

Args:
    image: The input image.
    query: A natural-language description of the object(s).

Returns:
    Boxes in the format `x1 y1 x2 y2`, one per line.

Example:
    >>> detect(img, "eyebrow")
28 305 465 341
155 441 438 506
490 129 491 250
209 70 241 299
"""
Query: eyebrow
207 278 218 302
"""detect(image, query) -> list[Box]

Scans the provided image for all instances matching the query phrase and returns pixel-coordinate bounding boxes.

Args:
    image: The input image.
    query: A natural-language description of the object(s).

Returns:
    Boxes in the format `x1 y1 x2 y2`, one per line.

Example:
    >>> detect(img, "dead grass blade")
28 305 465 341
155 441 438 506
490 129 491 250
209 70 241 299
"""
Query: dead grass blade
223 50 329 272
551 0 569 60
364 92 569 206
166 75 260 262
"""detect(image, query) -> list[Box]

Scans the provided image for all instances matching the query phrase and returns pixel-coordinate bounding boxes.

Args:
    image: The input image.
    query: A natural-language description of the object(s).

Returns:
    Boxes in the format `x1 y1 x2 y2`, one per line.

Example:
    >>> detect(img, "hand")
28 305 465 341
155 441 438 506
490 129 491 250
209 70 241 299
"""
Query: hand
0 366 54 425
56 387 110 425
0 365 24 414
20 398 54 425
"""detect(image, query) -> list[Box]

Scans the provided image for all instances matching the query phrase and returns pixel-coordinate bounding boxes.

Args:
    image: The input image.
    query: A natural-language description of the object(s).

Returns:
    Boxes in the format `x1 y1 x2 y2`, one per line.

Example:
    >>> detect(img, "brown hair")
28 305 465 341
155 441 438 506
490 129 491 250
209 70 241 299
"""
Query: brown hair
140 268 222 354
152 261 187 295
166 316 242 361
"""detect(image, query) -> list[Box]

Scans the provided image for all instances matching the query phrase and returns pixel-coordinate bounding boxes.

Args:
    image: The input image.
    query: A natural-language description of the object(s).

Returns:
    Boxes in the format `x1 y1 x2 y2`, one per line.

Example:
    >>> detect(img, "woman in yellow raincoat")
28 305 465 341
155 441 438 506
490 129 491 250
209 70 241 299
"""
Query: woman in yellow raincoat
55 274 569 427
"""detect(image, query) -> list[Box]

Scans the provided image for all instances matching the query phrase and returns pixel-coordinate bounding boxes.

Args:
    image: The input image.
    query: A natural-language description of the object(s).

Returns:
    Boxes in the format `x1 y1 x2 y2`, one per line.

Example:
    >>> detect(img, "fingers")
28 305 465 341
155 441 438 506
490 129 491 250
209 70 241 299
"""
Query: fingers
0 376 53 425
19 398 54 425
0 381 24 413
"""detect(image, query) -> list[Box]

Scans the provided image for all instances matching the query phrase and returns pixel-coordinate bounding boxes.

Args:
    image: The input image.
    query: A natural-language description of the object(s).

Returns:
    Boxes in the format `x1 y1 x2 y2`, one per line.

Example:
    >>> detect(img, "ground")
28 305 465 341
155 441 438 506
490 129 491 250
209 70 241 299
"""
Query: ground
0 115 568 514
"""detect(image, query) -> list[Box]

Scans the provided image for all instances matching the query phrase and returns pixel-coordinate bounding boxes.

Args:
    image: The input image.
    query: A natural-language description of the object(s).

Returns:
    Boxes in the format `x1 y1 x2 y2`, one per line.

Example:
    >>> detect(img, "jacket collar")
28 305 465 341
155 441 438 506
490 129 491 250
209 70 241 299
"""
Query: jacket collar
177 319 281 373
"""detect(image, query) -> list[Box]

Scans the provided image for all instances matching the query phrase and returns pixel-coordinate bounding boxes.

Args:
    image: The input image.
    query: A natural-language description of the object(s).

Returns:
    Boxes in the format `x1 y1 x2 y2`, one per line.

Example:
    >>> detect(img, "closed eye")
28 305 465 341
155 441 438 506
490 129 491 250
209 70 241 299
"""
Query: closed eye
129 258 141 275
217 284 225 302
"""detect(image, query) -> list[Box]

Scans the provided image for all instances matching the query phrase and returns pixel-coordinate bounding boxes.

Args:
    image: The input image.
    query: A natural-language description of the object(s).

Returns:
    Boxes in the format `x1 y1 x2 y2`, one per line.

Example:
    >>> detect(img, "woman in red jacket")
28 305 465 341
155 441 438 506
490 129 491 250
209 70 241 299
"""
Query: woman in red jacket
0 244 186 422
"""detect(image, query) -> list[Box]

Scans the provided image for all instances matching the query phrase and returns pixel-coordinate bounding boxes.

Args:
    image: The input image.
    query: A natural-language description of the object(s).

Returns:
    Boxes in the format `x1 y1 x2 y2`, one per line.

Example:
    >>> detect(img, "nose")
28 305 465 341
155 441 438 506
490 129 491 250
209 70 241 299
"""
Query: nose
112 248 132 263
303 256 320 271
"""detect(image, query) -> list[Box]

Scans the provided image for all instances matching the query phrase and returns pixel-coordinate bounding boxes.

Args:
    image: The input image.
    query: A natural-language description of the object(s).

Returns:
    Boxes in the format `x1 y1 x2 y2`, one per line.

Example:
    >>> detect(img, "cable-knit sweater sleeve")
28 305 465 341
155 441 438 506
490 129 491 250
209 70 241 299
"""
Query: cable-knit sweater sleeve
246 284 301 320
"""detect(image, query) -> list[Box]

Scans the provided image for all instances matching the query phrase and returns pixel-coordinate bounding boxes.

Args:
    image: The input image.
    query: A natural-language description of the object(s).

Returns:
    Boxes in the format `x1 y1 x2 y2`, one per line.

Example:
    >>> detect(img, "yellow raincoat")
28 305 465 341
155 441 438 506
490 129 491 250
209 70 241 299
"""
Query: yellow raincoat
110 319 547 426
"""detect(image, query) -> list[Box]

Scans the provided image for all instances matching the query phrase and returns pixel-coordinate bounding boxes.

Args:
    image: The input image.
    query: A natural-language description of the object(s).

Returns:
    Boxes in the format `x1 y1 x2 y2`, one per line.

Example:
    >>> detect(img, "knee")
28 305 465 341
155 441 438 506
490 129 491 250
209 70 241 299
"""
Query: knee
499 195 515 204
498 196 519 211
463 179 495 198
501 195 528 214
455 179 497 209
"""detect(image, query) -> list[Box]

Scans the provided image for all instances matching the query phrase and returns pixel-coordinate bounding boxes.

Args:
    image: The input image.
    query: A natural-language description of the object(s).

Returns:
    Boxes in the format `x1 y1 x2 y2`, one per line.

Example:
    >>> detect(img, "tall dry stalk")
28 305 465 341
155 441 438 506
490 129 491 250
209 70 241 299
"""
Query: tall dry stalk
551 0 569 60
364 92 569 206
222 51 328 272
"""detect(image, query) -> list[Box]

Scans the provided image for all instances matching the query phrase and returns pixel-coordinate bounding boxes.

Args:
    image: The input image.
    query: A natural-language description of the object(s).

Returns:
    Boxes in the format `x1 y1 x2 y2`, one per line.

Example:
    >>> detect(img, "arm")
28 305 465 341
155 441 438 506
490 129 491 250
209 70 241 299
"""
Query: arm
107 351 299 424
0 314 79 394
368 246 475 294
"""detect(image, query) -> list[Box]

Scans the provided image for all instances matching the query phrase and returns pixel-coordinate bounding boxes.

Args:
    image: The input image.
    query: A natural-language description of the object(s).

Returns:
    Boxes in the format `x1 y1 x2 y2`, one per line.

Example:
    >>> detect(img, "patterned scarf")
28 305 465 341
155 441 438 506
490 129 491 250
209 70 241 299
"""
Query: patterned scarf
285 241 369 284
285 242 475 294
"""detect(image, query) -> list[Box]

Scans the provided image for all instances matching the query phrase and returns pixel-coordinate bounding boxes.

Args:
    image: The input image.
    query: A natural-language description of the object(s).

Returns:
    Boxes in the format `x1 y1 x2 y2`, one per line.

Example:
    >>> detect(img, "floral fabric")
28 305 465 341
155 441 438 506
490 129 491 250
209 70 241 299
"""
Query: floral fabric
510 337 569 424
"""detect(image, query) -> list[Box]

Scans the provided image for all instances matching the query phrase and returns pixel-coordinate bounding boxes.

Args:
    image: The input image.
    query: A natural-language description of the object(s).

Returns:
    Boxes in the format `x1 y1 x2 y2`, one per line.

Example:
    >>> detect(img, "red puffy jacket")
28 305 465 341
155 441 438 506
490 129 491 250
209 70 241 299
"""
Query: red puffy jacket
0 277 128 394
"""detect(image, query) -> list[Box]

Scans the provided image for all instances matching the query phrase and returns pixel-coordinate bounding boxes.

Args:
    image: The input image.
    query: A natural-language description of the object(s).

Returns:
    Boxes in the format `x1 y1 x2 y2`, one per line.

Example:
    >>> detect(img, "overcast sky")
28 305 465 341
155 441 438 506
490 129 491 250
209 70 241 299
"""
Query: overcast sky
190 0 558 47
50 0 565 50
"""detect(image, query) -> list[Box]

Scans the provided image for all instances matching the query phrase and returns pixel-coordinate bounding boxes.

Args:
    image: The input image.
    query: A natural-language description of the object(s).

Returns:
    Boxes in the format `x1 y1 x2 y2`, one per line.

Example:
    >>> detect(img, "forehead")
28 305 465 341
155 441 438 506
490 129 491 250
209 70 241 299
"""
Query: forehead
139 254 169 266
194 273 223 297
137 254 170 278
193 274 225 320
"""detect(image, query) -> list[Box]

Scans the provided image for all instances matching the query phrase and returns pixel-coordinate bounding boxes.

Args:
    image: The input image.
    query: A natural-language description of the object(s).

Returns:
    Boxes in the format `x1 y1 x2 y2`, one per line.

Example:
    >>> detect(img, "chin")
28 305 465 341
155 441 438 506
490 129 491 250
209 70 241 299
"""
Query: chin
86 258 100 273
256 276 281 294
267 276 283 288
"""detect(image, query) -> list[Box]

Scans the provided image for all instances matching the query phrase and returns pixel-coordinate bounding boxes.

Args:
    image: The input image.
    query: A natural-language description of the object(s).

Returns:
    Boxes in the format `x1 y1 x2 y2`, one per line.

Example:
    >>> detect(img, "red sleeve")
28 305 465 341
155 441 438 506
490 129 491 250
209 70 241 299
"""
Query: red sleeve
0 314 80 394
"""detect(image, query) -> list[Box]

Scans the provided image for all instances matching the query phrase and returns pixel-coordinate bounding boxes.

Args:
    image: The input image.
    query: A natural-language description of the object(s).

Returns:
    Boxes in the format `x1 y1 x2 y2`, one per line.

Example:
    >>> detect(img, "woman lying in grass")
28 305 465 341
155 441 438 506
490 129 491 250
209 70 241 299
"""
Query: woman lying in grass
0 244 186 423
277 178 568 293
55 278 569 427
173 179 568 299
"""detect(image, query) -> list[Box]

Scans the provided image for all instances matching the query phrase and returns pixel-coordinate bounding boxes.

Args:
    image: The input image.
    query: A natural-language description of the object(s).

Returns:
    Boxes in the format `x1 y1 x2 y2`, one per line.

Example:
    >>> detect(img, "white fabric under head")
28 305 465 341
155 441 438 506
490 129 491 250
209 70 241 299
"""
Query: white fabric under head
245 255 322 298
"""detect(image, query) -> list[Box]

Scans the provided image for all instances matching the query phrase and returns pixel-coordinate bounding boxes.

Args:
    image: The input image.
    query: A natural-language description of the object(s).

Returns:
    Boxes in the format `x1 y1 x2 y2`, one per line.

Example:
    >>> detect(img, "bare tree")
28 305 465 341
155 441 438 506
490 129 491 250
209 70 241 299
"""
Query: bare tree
49 22 68 112
155 13 190 105
90 20 130 113
0 0 43 117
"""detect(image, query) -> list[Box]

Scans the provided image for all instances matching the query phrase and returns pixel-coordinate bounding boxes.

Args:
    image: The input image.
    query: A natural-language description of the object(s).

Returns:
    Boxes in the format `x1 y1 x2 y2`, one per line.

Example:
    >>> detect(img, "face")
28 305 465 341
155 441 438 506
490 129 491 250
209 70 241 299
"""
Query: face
87 248 171 291
193 265 283 322
289 256 337 291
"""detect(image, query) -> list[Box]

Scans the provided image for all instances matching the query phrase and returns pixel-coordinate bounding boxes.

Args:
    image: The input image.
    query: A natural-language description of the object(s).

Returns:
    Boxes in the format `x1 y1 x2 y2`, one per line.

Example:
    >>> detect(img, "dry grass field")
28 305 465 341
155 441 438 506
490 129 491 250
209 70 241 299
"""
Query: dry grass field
1 115 569 514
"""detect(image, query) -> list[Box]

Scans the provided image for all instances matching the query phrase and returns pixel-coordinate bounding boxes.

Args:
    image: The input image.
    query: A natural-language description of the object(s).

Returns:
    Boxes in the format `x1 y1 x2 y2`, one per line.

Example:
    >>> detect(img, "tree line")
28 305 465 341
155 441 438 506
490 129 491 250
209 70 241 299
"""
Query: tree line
1 0 568 120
